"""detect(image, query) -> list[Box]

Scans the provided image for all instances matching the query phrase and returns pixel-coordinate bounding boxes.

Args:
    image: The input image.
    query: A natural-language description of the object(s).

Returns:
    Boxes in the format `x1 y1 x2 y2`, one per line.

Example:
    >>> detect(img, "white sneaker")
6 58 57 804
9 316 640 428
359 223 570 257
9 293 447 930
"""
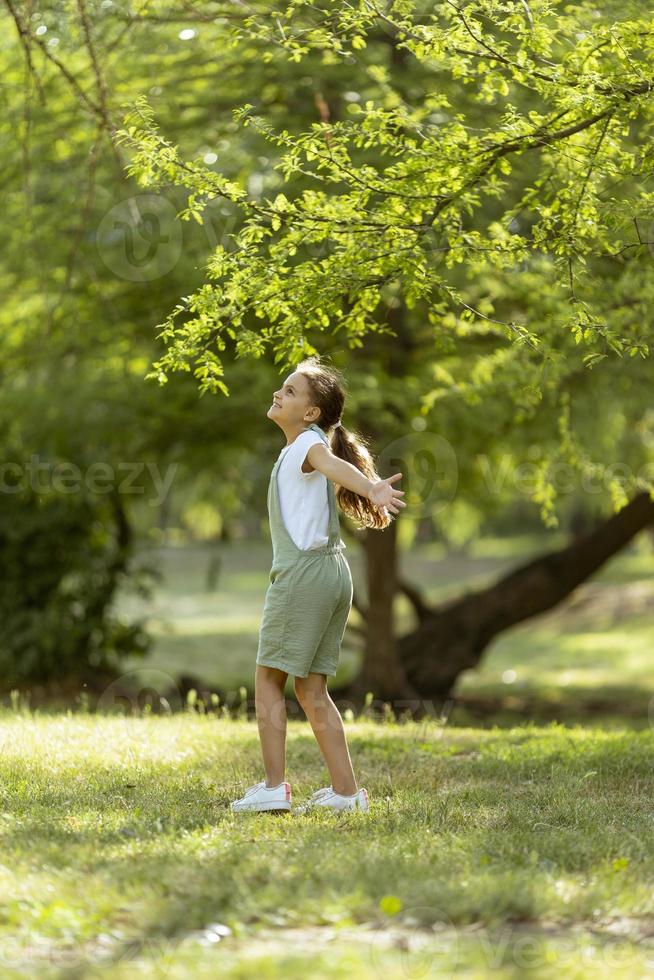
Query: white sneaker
230 780 292 812
294 786 369 814
293 785 333 813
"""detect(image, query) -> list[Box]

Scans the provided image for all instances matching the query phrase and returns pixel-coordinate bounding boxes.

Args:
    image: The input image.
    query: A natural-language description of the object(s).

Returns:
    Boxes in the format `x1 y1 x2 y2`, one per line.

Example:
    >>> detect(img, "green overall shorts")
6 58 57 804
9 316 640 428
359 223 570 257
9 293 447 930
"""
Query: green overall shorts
255 422 354 678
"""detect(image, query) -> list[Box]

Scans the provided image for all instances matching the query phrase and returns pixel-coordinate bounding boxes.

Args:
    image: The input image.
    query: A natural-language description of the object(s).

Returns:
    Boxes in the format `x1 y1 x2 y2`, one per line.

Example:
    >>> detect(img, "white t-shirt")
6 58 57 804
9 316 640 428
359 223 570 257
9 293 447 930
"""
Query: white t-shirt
276 429 344 551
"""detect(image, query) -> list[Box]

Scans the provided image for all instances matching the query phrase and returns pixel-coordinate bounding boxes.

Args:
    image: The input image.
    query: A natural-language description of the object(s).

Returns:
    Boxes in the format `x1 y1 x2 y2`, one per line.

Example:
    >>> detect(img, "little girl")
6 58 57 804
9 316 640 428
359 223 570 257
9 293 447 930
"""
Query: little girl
231 355 405 814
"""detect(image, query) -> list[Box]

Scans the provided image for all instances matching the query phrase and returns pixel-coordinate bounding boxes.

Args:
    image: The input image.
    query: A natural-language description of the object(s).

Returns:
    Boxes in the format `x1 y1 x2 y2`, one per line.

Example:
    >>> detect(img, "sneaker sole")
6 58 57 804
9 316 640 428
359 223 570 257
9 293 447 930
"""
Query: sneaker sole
294 803 369 814
231 801 291 812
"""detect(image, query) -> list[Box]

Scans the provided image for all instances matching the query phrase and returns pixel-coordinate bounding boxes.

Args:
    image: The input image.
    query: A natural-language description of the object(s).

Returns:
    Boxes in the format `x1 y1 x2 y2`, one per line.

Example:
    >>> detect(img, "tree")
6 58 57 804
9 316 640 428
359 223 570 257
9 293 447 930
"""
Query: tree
4 0 654 702
1 0 326 686
114 1 654 701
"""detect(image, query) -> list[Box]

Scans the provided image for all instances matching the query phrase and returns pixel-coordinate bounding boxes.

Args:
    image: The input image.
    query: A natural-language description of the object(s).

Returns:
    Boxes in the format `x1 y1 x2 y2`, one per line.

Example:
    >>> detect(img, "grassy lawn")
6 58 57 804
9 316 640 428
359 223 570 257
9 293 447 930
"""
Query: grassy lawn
1 710 653 977
7 531 646 976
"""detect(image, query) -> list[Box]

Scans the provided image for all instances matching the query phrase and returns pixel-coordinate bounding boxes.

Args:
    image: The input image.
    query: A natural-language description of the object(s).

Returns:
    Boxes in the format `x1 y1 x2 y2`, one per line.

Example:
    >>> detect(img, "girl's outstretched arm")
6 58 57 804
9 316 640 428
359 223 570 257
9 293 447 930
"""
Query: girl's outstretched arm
305 443 406 516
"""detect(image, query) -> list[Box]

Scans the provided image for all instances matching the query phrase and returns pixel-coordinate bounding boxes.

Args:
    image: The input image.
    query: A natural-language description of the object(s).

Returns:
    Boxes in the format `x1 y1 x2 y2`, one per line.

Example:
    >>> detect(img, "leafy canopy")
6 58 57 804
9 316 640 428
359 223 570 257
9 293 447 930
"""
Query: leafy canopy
116 0 654 403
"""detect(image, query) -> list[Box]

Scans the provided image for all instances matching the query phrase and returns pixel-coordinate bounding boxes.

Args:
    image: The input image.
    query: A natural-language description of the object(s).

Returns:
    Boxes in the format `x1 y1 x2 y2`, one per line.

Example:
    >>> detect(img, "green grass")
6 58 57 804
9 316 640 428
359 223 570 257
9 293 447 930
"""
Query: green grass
3 533 652 975
1 710 653 977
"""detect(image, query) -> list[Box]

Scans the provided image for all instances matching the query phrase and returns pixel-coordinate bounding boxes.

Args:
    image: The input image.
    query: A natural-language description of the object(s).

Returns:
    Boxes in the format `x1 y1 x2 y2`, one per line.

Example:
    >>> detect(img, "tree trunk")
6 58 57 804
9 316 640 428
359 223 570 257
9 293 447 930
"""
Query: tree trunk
345 515 420 702
398 492 654 701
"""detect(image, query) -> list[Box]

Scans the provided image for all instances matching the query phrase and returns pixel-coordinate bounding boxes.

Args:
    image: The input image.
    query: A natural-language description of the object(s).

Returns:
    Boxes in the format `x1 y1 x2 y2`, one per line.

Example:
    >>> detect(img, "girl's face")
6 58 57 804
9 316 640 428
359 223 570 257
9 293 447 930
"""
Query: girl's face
268 372 319 427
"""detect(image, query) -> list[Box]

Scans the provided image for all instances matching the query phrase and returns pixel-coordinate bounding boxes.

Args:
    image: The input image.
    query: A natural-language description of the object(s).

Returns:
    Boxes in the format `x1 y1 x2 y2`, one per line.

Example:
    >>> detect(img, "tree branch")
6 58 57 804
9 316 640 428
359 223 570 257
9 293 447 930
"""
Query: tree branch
397 577 432 624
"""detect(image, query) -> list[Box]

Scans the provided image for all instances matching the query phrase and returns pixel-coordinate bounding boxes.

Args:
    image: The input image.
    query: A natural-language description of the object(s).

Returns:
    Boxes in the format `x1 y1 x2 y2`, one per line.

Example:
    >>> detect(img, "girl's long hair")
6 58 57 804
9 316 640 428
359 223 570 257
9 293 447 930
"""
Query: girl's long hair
296 355 393 530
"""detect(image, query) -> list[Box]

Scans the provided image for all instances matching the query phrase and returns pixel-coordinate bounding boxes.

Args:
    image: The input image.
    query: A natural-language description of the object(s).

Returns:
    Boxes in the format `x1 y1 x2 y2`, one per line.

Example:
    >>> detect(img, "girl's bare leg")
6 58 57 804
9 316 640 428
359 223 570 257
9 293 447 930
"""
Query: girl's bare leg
294 673 358 796
254 665 289 786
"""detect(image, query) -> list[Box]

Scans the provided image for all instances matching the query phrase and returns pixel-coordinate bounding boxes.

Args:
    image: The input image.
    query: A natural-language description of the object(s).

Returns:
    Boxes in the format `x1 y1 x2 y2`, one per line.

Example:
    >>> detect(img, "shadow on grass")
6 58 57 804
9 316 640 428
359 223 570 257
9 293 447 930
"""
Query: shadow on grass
449 683 654 729
1 726 654 972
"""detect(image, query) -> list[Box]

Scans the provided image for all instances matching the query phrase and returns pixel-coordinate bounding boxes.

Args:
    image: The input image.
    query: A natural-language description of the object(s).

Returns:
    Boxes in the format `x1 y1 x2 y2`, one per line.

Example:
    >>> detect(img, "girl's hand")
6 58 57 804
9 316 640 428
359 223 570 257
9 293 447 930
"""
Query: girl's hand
368 473 406 516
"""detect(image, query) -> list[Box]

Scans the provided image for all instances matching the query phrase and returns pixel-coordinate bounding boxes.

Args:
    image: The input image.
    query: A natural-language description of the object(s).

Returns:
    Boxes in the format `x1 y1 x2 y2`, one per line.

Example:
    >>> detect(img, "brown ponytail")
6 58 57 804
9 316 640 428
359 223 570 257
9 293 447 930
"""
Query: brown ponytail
296 355 393 531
